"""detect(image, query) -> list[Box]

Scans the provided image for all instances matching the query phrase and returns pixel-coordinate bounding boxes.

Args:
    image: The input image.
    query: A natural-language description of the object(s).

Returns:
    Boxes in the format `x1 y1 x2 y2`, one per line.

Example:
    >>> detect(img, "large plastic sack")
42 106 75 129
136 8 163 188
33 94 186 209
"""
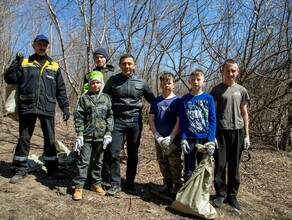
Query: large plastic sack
171 143 218 219
4 83 19 121
55 140 78 165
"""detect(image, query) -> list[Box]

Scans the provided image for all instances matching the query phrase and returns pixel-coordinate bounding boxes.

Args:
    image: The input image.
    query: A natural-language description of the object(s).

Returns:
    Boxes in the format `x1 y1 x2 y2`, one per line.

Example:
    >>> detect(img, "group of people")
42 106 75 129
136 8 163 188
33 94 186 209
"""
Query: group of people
4 34 250 211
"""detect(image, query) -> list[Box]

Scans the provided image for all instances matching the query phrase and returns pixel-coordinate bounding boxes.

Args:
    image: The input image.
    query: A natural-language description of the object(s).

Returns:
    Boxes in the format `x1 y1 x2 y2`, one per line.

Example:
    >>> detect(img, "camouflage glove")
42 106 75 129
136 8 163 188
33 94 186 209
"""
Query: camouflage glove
103 135 112 150
244 136 250 150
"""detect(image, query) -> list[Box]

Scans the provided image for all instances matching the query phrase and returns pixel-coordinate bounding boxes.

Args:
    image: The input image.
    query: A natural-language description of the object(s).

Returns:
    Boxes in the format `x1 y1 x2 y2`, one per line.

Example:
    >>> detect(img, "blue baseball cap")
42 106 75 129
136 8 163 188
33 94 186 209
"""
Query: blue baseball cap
34 34 49 43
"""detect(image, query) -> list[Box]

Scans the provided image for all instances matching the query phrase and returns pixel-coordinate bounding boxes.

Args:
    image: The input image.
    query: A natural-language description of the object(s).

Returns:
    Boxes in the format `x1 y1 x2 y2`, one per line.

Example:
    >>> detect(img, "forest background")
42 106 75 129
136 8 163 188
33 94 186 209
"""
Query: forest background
0 1 291 219
1 0 291 148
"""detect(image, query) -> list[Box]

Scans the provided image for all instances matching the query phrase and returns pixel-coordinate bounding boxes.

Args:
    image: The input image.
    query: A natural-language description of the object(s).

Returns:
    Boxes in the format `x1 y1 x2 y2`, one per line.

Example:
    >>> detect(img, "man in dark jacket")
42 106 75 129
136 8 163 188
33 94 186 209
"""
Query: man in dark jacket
4 34 70 184
103 54 155 196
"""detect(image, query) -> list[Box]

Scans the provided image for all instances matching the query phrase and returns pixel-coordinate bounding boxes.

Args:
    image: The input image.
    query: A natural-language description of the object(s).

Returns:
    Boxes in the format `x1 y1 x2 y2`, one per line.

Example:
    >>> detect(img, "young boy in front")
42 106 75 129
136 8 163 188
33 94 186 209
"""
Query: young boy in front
149 72 183 194
72 71 113 200
179 69 216 182
210 59 250 210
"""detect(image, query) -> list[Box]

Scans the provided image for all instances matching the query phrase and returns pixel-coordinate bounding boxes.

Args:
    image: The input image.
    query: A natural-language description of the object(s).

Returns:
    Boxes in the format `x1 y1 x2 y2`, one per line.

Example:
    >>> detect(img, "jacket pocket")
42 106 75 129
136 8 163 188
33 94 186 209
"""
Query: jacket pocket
19 94 35 112
46 95 56 113
20 94 35 103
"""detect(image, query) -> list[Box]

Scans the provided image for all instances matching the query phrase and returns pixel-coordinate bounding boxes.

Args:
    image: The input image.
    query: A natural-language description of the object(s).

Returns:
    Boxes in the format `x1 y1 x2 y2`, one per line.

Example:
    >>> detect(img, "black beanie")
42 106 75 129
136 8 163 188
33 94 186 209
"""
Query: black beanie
93 48 109 62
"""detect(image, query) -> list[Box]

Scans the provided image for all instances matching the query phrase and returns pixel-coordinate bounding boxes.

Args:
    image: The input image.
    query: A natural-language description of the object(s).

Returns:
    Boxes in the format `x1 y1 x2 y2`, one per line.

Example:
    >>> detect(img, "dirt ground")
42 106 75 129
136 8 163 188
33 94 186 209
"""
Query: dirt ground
0 115 292 220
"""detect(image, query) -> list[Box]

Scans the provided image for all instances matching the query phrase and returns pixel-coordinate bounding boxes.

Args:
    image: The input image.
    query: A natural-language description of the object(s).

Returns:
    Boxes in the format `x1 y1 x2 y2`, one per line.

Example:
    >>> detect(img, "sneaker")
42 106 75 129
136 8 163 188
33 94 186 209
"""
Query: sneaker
91 185 106 196
227 196 241 209
9 174 26 184
125 182 138 195
106 185 121 196
73 188 83 200
213 195 227 208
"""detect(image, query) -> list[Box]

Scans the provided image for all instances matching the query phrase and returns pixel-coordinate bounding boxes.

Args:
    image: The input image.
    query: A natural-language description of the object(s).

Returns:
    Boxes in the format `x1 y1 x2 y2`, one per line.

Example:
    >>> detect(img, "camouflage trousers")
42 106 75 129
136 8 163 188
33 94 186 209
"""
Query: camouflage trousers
155 141 184 188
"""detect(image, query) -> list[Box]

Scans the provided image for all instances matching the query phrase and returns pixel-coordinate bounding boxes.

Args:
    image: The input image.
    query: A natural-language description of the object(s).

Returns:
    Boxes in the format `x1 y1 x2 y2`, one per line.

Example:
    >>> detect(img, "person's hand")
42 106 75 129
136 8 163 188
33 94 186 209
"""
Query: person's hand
154 132 164 145
207 142 216 156
244 136 250 150
16 53 24 64
103 135 112 150
74 136 84 151
181 139 190 154
63 108 70 122
161 135 174 148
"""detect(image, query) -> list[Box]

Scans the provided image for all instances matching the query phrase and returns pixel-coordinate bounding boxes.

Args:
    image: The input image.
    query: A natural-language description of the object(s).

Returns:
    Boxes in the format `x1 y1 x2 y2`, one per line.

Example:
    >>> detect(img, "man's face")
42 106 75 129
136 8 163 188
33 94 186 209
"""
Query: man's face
94 54 107 68
32 40 49 56
119 57 136 77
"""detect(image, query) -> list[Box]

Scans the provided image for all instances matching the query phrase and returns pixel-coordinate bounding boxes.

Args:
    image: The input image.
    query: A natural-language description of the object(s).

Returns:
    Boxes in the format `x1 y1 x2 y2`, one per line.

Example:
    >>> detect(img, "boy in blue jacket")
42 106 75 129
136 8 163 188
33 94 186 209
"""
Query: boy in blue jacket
179 69 216 182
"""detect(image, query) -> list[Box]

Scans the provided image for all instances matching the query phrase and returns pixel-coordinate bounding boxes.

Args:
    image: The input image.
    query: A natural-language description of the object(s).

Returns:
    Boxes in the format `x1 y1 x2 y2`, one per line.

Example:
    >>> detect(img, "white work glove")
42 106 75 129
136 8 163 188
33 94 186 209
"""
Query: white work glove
103 135 112 150
154 132 164 145
74 136 84 151
244 135 250 150
207 142 216 156
181 139 190 154
161 135 174 148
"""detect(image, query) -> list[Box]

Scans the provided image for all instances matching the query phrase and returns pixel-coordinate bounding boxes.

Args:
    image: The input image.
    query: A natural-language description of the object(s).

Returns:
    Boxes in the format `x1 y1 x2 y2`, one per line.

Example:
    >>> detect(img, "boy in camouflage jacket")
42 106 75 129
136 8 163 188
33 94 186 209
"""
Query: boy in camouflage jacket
72 71 113 200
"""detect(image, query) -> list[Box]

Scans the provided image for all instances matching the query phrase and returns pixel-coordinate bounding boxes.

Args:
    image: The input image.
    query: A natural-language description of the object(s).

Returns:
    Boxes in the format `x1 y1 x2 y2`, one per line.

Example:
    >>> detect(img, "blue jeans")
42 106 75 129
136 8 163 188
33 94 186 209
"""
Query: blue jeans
109 116 142 186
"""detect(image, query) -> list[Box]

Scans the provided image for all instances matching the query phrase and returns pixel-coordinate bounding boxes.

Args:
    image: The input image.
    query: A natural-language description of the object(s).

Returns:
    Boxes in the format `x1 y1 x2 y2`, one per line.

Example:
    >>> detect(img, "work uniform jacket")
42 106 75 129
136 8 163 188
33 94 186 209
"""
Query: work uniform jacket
4 54 69 116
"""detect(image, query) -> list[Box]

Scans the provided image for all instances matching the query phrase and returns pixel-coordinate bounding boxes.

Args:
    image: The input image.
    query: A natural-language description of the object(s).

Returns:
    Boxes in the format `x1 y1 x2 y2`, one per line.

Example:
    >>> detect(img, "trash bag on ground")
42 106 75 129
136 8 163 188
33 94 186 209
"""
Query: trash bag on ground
171 143 218 219
55 140 78 166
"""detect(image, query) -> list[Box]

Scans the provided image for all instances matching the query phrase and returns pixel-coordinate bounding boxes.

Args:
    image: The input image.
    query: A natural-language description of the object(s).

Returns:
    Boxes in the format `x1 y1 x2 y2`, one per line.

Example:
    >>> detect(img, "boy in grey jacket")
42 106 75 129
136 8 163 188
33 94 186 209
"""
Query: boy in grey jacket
73 71 113 200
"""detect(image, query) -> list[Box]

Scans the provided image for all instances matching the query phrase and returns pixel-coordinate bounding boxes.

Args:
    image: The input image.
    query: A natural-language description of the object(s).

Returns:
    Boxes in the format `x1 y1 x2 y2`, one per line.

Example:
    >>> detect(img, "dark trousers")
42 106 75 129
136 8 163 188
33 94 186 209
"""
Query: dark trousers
109 117 142 186
214 128 244 197
12 113 58 175
183 138 205 182
74 141 104 188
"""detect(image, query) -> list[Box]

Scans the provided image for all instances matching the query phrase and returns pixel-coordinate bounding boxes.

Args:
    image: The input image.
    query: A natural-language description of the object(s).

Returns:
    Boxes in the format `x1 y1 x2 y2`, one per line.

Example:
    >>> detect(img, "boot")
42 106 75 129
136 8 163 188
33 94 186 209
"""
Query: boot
73 188 83 200
91 185 106 196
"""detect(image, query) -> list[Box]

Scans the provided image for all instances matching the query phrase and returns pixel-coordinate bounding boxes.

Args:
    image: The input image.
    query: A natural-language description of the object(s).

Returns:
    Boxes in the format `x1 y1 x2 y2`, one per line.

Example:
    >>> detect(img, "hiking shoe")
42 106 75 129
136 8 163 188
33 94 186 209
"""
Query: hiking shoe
9 174 26 184
106 185 121 196
91 185 106 196
227 196 241 209
213 195 227 208
73 188 83 200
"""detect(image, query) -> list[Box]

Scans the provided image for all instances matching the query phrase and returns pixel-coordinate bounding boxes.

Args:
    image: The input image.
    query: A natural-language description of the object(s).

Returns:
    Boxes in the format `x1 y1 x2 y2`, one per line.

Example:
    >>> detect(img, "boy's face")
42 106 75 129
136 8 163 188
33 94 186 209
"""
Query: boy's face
160 78 175 94
32 40 49 56
94 54 107 68
119 57 136 77
90 80 102 93
221 63 239 84
188 74 205 92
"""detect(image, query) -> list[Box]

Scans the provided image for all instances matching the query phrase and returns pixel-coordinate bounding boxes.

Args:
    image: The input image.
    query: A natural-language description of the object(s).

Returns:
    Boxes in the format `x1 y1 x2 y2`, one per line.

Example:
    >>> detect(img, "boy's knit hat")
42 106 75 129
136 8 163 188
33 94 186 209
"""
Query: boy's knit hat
93 48 109 62
87 71 104 84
